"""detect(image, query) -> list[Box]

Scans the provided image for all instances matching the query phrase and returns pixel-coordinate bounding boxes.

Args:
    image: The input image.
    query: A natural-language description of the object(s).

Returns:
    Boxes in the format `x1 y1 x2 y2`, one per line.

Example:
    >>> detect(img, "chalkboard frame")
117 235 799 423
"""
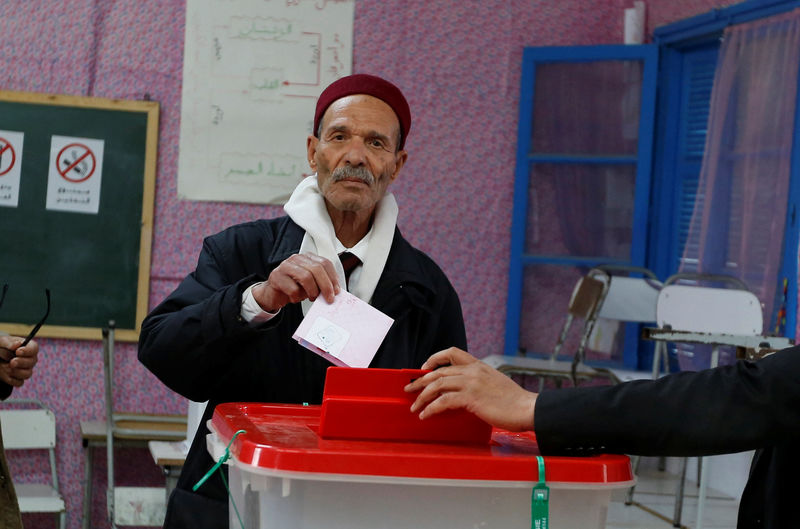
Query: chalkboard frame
0 90 158 342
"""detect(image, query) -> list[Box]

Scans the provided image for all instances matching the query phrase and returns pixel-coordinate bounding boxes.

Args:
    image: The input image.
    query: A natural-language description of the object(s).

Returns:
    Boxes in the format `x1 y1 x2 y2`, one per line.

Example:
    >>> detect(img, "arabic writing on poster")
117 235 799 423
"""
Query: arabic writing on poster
178 0 355 205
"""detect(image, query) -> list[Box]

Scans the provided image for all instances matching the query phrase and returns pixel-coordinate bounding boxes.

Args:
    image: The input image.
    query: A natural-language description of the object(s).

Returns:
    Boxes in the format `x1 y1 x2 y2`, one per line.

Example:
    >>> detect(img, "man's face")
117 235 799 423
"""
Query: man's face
307 94 407 215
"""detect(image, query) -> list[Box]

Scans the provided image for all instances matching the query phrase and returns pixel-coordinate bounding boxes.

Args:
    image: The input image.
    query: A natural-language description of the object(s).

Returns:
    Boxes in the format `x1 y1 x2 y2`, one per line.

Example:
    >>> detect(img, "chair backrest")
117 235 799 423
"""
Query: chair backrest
582 267 661 357
656 284 763 335
0 400 56 450
566 273 608 320
597 275 661 323
2 399 66 526
558 266 661 365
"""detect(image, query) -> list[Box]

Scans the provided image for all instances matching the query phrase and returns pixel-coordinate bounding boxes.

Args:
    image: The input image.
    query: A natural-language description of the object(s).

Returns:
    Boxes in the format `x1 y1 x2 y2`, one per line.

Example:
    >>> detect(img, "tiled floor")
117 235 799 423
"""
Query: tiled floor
605 461 739 529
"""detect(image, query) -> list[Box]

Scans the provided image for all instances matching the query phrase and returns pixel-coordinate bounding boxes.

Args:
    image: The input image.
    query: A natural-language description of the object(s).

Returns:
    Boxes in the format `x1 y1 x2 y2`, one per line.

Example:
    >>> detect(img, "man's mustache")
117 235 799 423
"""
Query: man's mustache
331 166 375 185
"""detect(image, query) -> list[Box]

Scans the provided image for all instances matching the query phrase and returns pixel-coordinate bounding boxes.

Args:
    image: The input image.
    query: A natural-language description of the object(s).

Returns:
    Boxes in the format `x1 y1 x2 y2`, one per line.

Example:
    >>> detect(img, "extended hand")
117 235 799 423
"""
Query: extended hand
404 347 537 432
0 335 39 388
252 253 341 313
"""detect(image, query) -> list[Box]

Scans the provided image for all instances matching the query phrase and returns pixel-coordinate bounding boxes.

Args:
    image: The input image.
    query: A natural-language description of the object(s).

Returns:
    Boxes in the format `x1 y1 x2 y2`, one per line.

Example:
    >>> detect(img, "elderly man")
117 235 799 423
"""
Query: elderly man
138 73 467 528
1 334 40 529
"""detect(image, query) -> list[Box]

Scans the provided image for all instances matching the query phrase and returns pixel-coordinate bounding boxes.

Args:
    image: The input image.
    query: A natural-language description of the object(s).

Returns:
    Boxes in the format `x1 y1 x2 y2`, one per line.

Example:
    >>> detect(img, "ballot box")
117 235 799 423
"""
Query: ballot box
207 368 633 529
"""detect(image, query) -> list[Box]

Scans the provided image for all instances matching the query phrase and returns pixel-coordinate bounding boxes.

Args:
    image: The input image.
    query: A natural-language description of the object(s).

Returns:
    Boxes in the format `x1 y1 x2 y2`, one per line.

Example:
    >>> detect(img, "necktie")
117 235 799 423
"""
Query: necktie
339 252 361 289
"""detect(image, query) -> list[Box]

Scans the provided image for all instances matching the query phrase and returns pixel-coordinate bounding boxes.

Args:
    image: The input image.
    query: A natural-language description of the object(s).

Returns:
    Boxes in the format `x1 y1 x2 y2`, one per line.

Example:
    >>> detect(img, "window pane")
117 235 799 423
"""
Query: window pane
525 163 635 259
531 61 642 155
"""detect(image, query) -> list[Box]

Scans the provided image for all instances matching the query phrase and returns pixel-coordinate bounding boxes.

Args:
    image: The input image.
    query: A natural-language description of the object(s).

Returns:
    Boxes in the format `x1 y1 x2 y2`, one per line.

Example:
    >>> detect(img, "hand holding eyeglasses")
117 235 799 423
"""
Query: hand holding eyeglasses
0 334 39 388
0 285 50 370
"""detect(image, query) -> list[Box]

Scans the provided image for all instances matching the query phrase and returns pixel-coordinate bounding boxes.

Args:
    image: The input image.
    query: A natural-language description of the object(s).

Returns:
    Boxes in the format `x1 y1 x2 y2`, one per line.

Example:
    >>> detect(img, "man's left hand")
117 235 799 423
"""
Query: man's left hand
0 335 39 388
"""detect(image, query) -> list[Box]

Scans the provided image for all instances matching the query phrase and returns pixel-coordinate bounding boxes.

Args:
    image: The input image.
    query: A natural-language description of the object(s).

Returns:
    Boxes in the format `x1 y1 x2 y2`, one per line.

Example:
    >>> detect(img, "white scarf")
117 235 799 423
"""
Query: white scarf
283 175 398 313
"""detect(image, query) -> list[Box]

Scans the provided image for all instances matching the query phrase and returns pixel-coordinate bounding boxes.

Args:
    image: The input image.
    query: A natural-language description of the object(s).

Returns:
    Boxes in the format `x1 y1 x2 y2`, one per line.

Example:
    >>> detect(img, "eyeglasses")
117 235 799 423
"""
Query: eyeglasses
22 288 51 346
0 286 51 362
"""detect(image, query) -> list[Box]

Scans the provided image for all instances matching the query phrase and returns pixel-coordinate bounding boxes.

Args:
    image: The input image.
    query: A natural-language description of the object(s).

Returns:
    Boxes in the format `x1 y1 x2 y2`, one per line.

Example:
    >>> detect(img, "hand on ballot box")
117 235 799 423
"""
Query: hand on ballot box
405 347 536 432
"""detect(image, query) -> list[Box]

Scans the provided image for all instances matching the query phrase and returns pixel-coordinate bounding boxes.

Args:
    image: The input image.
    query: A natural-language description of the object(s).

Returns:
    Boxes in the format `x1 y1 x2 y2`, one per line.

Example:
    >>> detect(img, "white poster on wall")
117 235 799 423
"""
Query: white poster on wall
178 0 355 205
0 130 24 208
45 135 105 214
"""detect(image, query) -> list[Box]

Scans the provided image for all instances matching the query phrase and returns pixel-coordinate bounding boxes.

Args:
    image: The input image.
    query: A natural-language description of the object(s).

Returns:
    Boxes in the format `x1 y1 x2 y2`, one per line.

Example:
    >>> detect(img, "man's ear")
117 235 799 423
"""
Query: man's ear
390 149 408 181
306 135 319 170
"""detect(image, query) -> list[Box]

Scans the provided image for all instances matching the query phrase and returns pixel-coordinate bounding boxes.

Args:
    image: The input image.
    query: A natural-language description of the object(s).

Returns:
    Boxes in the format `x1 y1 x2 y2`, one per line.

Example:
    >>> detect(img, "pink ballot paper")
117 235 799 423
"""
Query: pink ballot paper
292 291 394 367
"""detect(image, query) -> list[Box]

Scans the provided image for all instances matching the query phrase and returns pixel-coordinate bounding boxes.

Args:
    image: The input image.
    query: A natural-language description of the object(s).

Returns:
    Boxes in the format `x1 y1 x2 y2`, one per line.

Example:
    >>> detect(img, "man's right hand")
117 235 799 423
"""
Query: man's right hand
404 347 537 432
0 335 39 388
252 253 341 313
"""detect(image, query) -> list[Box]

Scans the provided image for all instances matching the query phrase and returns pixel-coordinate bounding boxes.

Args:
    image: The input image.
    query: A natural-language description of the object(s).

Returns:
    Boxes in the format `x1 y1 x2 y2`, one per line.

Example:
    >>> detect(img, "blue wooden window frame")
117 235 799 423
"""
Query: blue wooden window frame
504 45 658 368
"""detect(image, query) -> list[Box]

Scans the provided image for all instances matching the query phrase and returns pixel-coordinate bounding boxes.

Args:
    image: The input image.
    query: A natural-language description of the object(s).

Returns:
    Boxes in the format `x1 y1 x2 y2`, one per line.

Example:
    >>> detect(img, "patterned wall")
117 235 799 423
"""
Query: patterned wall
648 0 742 30
0 1 748 528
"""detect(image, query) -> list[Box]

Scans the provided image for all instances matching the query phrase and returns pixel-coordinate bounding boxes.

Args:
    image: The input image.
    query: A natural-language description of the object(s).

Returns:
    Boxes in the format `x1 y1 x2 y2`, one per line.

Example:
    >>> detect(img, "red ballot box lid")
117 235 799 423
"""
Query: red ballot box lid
210 370 632 485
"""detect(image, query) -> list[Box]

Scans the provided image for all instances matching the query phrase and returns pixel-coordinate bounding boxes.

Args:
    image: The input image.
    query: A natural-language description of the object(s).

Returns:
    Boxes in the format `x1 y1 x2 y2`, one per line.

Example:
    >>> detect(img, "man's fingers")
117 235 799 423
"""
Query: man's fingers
271 259 322 303
269 254 340 305
0 347 13 363
10 366 33 381
12 343 38 359
418 391 466 420
420 351 451 371
266 272 307 304
420 347 477 370
1 373 24 387
405 365 461 393
0 336 23 351
409 370 469 413
9 355 37 371
303 255 339 303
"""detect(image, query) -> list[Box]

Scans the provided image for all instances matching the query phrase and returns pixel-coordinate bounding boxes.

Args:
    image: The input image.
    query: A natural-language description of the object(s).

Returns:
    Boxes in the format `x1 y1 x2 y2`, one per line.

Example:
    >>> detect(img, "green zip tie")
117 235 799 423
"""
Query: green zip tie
193 429 247 529
531 455 549 529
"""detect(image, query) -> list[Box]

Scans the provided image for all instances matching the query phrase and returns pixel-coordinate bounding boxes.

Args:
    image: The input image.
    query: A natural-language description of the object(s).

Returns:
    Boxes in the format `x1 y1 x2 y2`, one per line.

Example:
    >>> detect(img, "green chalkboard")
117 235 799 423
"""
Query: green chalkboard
0 91 158 342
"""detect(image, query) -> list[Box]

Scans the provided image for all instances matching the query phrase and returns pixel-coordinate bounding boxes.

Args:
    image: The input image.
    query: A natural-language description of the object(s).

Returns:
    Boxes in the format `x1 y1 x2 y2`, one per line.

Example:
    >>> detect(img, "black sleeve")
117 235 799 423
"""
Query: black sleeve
1 381 11 400
534 345 800 457
137 232 275 401
432 278 468 353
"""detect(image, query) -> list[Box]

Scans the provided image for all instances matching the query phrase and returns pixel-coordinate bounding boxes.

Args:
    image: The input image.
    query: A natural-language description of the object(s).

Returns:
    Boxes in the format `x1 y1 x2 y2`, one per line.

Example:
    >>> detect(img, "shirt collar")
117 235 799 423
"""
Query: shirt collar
335 226 372 264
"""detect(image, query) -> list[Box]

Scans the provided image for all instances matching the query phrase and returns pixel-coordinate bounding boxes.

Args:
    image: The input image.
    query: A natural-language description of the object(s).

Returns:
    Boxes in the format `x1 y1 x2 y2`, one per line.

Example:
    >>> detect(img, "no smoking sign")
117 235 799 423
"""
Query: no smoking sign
0 131 24 208
46 135 105 214
0 136 17 176
56 142 97 183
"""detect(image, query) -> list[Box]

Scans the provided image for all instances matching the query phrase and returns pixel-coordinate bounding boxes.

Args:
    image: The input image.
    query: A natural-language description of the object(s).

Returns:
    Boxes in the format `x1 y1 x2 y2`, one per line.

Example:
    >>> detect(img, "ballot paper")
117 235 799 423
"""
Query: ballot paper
292 291 394 367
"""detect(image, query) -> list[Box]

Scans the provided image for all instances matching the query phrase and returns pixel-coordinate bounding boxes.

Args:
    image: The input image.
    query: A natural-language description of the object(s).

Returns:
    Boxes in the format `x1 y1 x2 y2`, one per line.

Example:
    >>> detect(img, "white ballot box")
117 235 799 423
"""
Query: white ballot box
205 368 634 529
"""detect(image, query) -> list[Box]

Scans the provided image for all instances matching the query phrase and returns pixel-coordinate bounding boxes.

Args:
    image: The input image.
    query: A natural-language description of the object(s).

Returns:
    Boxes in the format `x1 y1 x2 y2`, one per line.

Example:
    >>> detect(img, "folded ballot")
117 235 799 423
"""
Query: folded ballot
292 290 394 367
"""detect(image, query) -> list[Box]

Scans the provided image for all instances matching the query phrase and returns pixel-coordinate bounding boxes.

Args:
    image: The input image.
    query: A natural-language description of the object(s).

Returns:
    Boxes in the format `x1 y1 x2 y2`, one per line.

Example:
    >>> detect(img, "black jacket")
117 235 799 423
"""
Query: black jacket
535 346 800 528
138 217 467 529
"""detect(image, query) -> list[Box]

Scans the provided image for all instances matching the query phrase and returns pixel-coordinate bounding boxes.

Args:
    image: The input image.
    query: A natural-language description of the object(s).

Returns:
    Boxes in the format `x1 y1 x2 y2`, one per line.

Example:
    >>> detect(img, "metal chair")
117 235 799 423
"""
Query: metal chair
569 265 663 385
532 265 663 388
642 273 766 529
0 398 66 529
81 322 187 528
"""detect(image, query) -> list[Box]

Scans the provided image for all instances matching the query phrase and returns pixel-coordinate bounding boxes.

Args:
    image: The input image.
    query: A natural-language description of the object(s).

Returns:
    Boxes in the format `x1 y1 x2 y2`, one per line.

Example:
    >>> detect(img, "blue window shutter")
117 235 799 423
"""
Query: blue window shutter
674 45 719 273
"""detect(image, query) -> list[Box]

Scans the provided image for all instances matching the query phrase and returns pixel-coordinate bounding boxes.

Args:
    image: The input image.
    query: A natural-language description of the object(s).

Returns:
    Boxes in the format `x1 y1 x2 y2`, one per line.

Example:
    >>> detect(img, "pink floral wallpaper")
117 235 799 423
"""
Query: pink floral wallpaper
0 1 754 528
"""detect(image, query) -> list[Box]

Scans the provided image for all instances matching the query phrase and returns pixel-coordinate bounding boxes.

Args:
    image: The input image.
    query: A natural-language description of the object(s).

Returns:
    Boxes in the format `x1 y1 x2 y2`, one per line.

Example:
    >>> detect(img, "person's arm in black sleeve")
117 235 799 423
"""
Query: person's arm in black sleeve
535 345 800 457
138 234 269 401
138 223 340 402
407 346 800 457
